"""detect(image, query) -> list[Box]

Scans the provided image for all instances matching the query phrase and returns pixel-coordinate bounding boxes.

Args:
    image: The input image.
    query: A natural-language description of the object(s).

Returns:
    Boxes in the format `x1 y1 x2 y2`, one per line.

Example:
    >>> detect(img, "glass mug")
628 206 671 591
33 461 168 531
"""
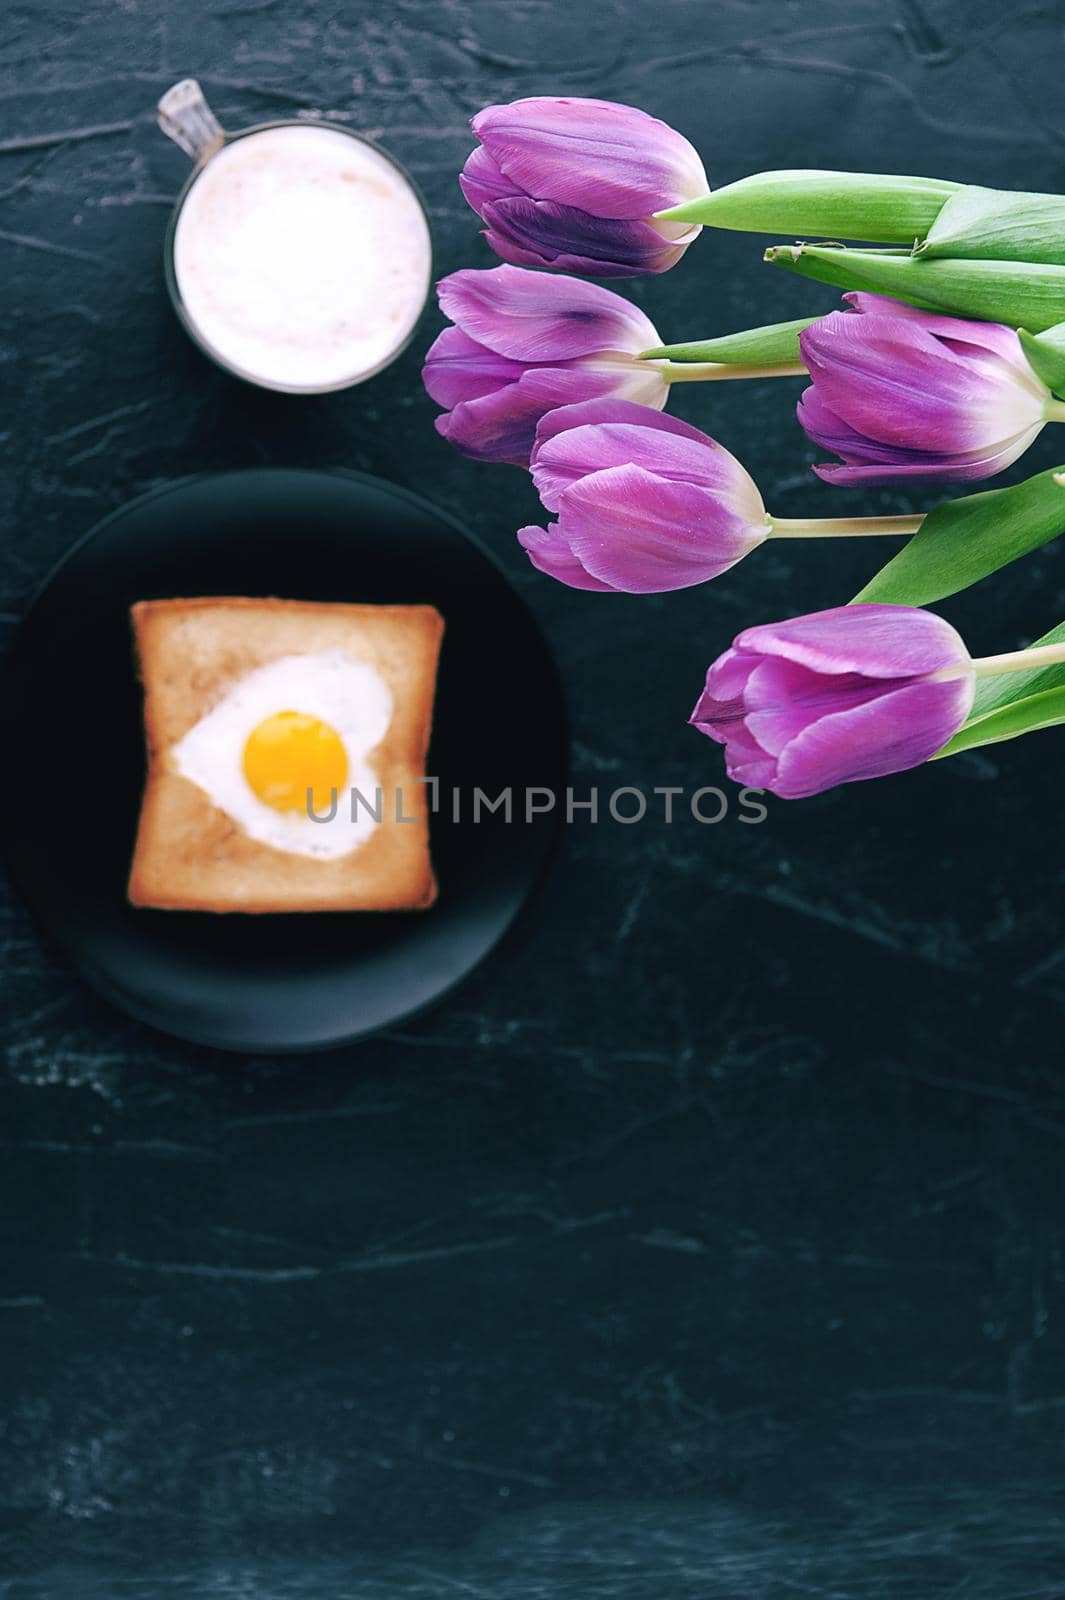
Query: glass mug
157 79 433 394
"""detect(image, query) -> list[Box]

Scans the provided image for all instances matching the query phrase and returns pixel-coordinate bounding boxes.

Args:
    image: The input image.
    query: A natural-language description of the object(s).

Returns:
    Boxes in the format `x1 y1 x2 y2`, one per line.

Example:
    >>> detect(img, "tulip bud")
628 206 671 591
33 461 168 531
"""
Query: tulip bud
517 400 771 593
461 97 708 277
691 604 974 798
797 293 1064 485
517 398 929 594
422 267 668 466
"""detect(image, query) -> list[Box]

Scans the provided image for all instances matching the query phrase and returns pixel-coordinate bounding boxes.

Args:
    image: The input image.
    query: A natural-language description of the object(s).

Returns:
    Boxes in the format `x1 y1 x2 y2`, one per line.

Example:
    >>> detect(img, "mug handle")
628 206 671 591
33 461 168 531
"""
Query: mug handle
157 79 226 163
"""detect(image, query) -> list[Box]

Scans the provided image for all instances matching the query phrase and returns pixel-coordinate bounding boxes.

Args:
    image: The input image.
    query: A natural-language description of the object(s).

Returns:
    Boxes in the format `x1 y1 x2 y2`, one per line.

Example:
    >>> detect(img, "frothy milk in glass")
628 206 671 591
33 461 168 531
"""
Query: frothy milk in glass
170 123 432 392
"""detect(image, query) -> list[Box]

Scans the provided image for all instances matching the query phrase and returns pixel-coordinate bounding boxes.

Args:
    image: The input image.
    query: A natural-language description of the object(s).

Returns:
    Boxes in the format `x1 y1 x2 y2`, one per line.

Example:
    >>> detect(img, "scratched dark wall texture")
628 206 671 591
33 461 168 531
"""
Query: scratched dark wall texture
4 1 1065 1595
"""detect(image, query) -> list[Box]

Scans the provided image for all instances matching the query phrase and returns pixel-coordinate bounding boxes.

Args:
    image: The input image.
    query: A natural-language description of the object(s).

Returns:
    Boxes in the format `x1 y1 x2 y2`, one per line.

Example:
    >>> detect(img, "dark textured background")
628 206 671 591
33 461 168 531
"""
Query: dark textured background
4 1 1065 1594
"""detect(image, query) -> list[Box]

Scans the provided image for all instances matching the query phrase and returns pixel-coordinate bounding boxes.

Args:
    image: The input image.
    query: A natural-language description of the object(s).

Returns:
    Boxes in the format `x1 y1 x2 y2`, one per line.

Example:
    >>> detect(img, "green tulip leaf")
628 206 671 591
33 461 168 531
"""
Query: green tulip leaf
969 616 1065 703
765 244 1065 332
1019 322 1065 397
658 170 958 242
919 187 1065 266
642 316 815 366
936 621 1065 759
851 467 1065 608
936 683 1065 759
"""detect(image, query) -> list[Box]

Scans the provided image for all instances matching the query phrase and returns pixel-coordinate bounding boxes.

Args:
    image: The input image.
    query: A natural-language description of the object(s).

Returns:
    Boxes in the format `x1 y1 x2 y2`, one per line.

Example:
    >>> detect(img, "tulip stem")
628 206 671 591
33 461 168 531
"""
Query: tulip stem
1046 400 1065 423
659 360 807 382
973 640 1065 677
768 514 923 538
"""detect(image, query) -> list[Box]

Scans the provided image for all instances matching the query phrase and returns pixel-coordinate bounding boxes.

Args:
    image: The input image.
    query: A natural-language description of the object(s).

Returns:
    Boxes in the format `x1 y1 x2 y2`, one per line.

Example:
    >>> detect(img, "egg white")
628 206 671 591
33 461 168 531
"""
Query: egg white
171 651 393 859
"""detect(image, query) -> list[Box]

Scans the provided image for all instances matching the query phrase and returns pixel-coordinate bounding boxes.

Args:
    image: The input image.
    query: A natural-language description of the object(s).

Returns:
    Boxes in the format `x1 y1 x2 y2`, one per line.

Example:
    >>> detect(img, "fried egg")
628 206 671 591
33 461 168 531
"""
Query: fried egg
172 651 393 859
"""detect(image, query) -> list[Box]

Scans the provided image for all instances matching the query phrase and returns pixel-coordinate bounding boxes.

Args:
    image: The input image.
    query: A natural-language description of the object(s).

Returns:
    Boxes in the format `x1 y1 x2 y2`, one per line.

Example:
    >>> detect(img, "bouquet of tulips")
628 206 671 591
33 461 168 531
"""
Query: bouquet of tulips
423 97 1065 800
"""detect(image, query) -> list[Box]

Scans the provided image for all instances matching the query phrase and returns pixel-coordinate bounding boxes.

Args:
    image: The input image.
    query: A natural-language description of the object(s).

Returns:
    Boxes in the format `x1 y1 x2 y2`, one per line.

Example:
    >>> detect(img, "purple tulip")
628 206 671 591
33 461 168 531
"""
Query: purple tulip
798 293 1058 486
516 399 770 593
460 97 708 277
423 266 668 466
690 603 975 798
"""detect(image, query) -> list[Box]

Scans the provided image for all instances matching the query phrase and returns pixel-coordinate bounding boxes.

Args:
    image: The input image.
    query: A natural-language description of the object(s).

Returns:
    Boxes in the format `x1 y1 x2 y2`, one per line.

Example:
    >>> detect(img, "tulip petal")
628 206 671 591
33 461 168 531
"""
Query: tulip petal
811 425 1044 485
798 385 900 462
480 196 688 277
534 397 712 455
843 292 1034 370
482 228 689 280
690 647 759 736
690 653 788 787
435 365 616 466
478 225 597 276
532 412 766 520
842 291 932 323
799 385 983 468
744 658 889 755
422 326 527 409
770 675 974 798
718 720 780 789
517 523 617 591
736 603 968 679
581 355 671 415
459 145 525 214
436 265 660 363
556 464 766 593
471 97 707 220
798 385 1045 484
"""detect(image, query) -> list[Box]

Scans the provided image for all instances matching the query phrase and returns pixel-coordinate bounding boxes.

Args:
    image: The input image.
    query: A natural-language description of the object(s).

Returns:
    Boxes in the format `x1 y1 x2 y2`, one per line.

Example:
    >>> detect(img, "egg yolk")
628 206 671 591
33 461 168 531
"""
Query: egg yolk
242 711 348 814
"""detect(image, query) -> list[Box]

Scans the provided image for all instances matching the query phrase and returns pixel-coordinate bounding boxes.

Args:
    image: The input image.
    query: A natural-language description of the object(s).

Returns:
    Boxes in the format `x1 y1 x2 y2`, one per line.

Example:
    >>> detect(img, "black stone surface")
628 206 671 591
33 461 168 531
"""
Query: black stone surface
3 2 1065 1594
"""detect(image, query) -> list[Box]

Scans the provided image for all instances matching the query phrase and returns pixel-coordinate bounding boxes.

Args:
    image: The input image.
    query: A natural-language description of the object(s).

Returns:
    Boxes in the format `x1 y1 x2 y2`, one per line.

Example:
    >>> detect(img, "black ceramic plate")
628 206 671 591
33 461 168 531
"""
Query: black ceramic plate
0 469 566 1052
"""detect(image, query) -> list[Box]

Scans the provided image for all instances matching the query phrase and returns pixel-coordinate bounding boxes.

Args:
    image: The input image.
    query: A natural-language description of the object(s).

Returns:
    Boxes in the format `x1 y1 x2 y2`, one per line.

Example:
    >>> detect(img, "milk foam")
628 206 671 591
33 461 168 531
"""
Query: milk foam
172 125 432 391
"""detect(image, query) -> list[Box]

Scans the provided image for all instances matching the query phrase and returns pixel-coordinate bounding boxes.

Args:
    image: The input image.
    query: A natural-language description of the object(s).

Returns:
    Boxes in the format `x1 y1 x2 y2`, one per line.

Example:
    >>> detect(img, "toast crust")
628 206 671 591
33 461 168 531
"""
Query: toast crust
127 598 444 913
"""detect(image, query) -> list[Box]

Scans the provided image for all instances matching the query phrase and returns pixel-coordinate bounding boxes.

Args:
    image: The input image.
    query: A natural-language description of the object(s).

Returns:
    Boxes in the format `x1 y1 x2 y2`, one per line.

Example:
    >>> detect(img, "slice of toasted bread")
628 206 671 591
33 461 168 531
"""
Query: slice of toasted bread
127 597 443 913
